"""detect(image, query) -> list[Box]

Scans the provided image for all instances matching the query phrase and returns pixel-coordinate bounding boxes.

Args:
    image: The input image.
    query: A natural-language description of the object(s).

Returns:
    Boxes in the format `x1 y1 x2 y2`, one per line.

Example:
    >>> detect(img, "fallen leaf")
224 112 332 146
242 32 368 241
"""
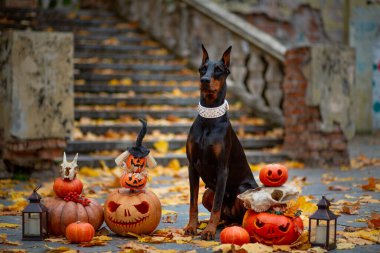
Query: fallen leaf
367 212 380 229
95 227 110 236
191 239 219 248
341 202 360 215
153 140 169 154
45 246 77 253
45 236 70 244
328 185 351 191
361 177 380 191
273 245 291 251
308 247 327 253
0 233 22 246
0 223 19 229
240 243 274 253
79 167 101 177
212 244 239 253
336 242 355 250
0 249 27 253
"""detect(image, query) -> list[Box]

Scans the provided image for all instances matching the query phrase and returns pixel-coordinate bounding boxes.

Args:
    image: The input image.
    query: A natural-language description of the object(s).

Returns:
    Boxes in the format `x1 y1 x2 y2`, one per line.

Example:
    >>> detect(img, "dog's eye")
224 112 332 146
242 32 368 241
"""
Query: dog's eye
199 66 207 75
215 66 224 73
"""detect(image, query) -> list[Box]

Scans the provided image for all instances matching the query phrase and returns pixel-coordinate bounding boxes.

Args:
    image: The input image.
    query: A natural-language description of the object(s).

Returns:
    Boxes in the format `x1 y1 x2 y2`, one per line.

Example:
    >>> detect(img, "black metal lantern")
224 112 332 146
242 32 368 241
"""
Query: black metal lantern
308 196 338 250
22 185 48 240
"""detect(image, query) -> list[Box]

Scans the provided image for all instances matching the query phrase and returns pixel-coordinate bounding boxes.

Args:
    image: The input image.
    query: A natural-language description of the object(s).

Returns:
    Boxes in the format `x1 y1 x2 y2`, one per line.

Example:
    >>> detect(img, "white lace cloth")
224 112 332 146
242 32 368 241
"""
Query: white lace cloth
237 185 299 212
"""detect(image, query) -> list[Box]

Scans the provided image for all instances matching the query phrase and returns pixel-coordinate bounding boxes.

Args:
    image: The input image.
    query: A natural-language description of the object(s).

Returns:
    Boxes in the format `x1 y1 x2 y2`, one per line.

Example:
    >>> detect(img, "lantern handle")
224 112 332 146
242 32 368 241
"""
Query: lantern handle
33 185 42 192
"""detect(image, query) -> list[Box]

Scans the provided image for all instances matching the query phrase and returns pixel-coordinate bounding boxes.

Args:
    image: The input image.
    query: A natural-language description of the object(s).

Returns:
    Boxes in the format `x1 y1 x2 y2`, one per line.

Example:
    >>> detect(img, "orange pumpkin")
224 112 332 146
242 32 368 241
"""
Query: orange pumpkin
43 197 103 236
120 173 147 190
125 155 146 173
242 210 303 245
66 221 95 243
220 226 250 246
104 188 161 236
53 177 83 198
259 164 288 187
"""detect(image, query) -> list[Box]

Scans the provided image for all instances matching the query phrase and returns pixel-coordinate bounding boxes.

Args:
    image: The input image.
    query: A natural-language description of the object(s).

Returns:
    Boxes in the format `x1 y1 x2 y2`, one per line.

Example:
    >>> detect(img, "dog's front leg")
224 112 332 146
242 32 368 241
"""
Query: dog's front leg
201 163 228 240
184 164 199 235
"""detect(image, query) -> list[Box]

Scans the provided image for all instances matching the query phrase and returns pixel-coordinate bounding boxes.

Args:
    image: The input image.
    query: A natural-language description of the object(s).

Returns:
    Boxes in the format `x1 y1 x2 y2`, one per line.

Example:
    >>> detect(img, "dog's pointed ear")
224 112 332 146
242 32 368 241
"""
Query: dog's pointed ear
221 46 232 68
201 44 209 65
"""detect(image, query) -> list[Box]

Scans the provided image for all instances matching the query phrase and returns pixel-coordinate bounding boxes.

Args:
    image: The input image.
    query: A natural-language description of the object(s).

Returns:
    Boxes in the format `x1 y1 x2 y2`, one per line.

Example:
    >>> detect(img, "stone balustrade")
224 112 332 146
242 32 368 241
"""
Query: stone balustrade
115 0 286 126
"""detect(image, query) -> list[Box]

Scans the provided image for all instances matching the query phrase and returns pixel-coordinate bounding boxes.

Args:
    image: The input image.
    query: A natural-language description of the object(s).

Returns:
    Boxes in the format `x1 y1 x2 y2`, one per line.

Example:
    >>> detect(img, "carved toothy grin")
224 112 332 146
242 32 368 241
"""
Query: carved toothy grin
107 215 149 227
252 233 286 244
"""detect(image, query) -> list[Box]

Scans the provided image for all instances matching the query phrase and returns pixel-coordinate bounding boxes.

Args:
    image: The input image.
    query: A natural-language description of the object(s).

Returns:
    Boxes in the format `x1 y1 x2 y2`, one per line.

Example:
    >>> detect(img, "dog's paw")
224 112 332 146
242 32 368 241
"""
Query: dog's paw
184 224 198 235
200 226 216 240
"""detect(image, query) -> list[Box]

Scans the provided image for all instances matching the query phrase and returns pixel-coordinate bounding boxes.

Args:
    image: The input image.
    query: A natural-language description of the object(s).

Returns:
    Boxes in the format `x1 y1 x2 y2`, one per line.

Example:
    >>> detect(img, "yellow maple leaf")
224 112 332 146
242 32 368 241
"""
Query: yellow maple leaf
46 246 76 253
168 159 181 171
0 223 19 229
191 239 219 248
154 140 169 154
284 199 300 218
79 167 101 177
297 196 318 215
240 243 274 253
120 78 132 86
108 79 120 85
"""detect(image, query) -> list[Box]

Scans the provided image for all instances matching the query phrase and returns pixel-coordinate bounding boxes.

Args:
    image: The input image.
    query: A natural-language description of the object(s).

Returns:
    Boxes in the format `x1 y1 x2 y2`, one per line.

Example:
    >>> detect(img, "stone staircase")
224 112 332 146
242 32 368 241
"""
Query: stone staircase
0 8 288 167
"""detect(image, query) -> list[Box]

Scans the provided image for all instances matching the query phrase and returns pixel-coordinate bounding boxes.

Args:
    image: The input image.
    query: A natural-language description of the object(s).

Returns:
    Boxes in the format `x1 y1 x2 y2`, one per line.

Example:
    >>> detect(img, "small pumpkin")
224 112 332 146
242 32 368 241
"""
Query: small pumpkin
220 226 250 246
66 221 95 243
43 197 103 236
125 155 147 173
242 210 303 245
120 172 147 190
53 177 83 198
104 188 161 236
259 164 288 187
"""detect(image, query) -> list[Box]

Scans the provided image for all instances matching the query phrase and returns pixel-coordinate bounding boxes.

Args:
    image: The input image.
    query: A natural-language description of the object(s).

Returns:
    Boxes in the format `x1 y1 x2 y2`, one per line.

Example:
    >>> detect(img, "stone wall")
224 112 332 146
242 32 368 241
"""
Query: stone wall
283 47 351 166
0 31 74 171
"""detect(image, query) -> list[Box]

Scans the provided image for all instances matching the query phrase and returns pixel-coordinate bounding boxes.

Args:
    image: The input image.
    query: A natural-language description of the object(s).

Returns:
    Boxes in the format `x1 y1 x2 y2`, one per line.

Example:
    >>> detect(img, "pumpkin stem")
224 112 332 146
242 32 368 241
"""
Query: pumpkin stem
136 119 147 148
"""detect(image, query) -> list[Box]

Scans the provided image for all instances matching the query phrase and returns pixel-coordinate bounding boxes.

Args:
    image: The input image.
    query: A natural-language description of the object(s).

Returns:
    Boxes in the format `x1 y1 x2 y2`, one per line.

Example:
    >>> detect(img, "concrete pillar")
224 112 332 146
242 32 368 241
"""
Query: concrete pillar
0 31 74 172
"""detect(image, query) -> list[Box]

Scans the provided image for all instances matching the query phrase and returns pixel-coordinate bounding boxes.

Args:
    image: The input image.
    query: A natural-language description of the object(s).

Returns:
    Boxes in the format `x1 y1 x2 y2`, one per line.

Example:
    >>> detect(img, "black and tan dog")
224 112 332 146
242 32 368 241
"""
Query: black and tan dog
184 45 259 240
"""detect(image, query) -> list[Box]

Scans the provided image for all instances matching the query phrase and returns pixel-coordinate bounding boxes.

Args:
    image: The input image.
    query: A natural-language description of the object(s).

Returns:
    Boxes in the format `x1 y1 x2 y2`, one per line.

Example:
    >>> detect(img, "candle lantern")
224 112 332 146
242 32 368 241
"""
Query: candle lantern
22 185 48 240
308 196 338 250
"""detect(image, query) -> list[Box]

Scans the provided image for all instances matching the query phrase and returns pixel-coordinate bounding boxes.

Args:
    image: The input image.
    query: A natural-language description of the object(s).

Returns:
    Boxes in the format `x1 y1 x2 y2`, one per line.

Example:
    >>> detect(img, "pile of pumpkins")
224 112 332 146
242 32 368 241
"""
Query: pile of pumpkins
220 164 304 246
43 150 162 243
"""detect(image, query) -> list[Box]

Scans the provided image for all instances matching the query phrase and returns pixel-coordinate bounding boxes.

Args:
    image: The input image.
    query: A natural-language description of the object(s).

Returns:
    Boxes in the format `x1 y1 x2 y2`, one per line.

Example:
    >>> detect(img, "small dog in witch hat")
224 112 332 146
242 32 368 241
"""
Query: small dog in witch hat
115 119 157 191
185 45 259 240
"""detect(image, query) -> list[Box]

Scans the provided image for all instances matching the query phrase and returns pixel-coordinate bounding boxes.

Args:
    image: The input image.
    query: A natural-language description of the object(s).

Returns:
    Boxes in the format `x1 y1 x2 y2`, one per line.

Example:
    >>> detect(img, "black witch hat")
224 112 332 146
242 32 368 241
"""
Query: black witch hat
128 119 150 158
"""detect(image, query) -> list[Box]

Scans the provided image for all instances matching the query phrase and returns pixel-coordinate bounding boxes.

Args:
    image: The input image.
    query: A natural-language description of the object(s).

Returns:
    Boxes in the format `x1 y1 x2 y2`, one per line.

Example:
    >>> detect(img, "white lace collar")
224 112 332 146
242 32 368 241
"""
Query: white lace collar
197 100 229 118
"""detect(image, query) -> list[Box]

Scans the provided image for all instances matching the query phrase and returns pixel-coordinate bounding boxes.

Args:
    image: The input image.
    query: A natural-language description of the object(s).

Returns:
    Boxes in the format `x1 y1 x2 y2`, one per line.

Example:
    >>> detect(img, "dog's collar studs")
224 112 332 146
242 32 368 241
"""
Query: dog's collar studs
197 100 229 118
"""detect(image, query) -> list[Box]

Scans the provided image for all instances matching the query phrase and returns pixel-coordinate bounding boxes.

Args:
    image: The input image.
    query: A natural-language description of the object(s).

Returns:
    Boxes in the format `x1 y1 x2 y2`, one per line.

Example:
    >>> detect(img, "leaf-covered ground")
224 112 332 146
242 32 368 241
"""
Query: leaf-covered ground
1 138 380 253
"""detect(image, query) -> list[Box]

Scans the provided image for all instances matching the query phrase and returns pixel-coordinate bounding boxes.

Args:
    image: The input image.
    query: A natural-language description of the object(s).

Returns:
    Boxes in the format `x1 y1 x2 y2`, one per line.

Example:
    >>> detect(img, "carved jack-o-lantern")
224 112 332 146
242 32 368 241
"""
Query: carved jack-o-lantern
120 173 148 190
242 210 303 245
125 155 147 173
104 189 161 236
259 164 288 187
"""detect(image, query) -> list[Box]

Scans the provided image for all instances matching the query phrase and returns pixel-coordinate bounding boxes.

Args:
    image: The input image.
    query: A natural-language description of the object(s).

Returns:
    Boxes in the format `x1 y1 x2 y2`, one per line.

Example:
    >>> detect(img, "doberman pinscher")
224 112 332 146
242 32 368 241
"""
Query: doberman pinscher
184 45 259 240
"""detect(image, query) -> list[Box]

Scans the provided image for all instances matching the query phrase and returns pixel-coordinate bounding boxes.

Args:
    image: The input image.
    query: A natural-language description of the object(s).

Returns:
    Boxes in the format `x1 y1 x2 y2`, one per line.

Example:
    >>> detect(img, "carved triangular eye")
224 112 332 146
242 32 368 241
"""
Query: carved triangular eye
108 201 121 212
279 222 290 232
134 201 149 214
255 218 265 228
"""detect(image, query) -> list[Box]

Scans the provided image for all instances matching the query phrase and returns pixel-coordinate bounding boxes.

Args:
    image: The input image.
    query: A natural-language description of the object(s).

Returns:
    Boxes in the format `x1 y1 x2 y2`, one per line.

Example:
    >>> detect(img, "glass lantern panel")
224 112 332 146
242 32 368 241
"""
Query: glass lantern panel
315 220 328 245
41 212 47 234
24 213 41 236
329 219 336 246
309 219 317 243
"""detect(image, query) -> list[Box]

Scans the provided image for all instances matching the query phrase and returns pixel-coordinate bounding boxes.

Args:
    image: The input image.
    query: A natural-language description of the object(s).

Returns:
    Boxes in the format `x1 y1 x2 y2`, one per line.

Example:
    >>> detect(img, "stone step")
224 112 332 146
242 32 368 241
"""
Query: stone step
66 137 283 153
74 34 145 44
39 25 140 35
75 63 184 72
61 151 289 167
75 96 198 106
75 52 176 61
78 123 272 134
38 18 119 27
75 73 198 82
74 84 198 93
75 44 159 53
75 108 246 120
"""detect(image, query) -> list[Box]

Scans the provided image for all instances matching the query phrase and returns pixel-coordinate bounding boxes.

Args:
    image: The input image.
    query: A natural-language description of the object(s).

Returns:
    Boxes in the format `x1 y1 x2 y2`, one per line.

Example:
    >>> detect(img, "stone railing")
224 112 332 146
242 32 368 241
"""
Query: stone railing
115 0 287 126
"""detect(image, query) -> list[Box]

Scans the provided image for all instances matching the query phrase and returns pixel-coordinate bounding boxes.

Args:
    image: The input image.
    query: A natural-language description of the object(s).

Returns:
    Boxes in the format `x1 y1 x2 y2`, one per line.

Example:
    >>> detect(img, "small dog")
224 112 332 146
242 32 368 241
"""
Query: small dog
185 45 258 240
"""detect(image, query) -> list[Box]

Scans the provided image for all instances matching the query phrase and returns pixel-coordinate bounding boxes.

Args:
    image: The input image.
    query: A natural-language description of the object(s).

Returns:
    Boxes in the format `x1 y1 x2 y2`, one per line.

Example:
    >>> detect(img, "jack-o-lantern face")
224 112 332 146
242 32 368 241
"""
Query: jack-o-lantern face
242 210 303 245
259 164 288 187
104 189 161 236
126 155 147 173
120 173 147 190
